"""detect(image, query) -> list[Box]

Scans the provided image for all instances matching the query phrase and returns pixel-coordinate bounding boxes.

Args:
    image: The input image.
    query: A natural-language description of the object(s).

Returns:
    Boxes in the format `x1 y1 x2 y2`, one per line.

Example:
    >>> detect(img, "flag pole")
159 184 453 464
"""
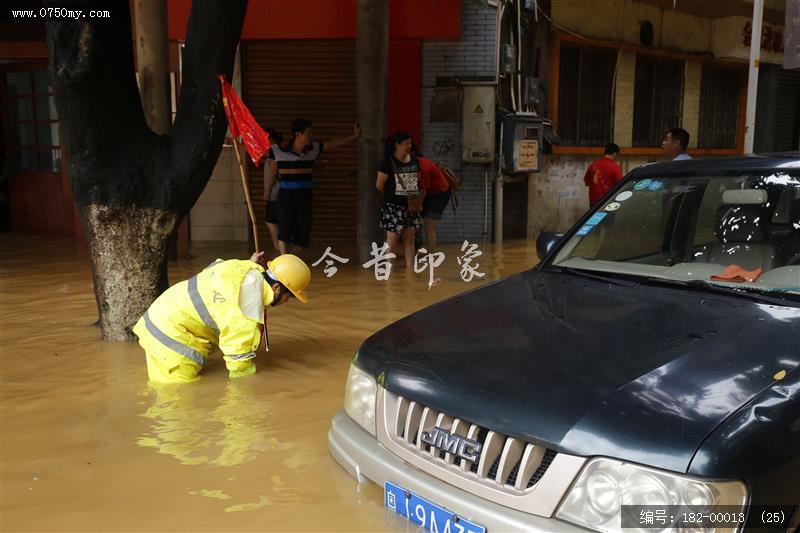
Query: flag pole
231 136 261 253
219 74 261 253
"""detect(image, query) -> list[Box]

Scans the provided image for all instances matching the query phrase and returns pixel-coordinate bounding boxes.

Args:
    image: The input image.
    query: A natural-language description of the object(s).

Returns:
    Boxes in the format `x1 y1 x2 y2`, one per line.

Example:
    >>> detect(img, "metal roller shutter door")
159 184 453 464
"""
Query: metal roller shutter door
242 40 357 248
775 69 800 152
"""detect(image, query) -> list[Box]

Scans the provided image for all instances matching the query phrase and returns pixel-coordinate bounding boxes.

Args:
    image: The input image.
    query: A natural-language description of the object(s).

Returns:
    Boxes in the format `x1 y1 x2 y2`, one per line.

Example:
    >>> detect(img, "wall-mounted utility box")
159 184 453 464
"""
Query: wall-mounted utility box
501 114 550 174
462 84 496 163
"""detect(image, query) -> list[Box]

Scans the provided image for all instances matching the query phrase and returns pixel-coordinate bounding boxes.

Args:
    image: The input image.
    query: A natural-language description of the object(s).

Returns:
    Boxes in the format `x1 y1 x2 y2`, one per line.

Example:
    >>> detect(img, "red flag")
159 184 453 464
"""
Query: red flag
219 75 271 166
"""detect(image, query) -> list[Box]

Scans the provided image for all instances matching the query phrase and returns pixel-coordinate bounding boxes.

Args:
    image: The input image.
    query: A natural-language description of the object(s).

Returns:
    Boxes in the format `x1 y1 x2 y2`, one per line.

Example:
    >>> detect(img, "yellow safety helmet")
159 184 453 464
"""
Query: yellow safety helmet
266 254 311 303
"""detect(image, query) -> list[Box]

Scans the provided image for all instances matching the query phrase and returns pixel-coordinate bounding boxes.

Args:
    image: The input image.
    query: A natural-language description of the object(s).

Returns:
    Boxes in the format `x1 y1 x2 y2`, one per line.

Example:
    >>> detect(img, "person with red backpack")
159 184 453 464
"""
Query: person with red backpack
417 153 458 252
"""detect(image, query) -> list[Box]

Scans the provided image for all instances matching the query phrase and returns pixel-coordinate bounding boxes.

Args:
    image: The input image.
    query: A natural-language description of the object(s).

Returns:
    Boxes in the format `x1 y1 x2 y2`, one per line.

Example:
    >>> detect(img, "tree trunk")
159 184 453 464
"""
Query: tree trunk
356 0 388 263
84 205 177 340
46 0 247 340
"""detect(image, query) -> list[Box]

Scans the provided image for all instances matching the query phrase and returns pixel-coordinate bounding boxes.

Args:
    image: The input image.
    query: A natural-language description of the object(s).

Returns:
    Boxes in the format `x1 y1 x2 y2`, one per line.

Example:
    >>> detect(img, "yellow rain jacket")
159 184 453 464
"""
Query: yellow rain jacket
133 259 275 383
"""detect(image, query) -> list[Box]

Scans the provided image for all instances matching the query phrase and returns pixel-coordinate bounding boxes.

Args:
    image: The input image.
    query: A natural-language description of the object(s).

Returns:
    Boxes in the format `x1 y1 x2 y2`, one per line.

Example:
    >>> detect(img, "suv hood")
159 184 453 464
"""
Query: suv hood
358 269 800 473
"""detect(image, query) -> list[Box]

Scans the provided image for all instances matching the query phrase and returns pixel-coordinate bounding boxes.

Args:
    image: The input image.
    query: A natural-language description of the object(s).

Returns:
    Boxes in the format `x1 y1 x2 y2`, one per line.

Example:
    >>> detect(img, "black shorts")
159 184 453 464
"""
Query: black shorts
423 190 451 220
265 200 279 224
277 188 313 247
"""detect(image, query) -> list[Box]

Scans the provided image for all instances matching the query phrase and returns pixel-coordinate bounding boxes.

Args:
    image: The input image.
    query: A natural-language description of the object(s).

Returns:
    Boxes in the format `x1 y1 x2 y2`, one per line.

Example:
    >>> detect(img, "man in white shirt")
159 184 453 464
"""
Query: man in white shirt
662 128 692 161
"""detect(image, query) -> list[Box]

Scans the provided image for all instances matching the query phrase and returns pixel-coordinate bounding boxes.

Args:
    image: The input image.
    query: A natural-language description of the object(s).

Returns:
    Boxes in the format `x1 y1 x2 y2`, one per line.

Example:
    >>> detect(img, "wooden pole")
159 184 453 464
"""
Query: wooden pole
231 137 261 252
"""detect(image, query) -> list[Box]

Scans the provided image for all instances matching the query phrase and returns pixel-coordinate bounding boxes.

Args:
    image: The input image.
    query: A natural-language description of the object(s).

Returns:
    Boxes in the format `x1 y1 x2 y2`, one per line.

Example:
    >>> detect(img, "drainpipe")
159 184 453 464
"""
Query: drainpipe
743 0 763 154
494 173 504 244
494 118 504 245
517 0 522 111
484 168 490 238
491 0 505 244
492 0 504 83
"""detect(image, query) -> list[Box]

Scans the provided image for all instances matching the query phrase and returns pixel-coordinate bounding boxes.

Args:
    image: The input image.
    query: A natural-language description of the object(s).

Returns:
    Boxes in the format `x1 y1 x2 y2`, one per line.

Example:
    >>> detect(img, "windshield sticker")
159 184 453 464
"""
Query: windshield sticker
615 191 633 202
605 202 621 211
586 212 608 225
575 224 595 236
633 179 652 191
648 180 663 191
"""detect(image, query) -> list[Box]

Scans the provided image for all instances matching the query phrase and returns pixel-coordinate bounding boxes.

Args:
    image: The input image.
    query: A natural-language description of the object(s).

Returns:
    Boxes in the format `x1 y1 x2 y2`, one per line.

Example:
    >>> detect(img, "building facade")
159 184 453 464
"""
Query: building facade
2 0 797 248
530 0 799 237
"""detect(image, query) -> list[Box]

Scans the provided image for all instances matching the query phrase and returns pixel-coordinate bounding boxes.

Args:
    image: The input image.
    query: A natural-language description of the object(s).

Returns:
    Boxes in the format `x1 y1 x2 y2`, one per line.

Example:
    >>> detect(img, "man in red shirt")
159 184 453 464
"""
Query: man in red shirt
583 143 623 206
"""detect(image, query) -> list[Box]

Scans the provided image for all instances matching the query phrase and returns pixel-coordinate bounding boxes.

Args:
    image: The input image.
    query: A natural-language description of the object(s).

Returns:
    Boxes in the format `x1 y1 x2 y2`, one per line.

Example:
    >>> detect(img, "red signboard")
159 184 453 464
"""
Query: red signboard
167 0 460 41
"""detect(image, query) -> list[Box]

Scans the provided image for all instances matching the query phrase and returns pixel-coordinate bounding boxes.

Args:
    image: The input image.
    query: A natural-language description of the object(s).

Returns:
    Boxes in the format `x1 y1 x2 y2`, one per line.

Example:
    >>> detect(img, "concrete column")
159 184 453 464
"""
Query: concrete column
356 0 388 262
613 51 636 147
134 0 171 135
744 0 764 154
682 61 702 148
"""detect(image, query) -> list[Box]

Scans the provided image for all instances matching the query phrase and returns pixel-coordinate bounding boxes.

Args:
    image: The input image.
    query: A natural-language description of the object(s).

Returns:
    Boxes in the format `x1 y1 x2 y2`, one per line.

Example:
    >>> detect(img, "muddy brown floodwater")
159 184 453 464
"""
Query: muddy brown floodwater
1 234 538 532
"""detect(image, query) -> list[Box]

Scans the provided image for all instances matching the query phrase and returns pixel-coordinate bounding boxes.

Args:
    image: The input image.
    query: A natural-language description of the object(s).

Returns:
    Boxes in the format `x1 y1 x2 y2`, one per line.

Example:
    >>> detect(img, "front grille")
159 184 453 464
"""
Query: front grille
389 394 556 494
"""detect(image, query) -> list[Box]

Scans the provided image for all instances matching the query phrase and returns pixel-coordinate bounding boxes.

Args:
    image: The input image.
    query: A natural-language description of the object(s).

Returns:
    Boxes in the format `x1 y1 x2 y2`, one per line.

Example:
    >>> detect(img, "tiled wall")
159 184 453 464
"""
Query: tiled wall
189 147 249 242
420 2 497 244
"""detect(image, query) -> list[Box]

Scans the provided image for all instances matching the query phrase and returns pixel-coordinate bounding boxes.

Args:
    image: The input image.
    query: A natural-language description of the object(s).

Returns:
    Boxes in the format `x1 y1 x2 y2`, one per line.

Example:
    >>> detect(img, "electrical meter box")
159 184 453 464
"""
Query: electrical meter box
501 114 549 174
462 84 496 163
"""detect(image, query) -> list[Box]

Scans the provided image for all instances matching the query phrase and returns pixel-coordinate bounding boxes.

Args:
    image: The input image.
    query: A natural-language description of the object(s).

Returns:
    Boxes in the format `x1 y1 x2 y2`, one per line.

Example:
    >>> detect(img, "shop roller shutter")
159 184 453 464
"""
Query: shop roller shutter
242 40 357 249
774 69 800 152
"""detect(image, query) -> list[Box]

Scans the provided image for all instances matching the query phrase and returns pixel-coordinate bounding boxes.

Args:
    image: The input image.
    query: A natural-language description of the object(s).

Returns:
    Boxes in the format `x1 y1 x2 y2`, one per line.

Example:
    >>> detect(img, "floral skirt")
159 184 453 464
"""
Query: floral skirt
380 202 423 234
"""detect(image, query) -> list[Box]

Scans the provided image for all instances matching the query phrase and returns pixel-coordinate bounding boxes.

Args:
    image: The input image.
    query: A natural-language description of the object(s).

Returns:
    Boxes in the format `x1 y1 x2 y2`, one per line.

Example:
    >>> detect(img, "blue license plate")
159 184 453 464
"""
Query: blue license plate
384 481 486 533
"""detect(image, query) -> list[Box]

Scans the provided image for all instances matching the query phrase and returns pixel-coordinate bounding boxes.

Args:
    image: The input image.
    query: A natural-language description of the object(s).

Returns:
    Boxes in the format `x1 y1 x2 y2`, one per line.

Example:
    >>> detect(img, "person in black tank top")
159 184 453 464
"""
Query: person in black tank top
376 131 424 269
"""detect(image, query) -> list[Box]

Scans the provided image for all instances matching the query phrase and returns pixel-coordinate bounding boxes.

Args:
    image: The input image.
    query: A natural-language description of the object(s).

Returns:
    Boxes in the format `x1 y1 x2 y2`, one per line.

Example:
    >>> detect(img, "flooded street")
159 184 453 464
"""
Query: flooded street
1 234 538 532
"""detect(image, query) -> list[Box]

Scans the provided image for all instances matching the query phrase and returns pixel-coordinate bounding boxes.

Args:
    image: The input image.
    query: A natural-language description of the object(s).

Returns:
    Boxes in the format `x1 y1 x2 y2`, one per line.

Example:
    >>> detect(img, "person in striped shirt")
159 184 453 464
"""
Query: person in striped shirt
268 118 360 255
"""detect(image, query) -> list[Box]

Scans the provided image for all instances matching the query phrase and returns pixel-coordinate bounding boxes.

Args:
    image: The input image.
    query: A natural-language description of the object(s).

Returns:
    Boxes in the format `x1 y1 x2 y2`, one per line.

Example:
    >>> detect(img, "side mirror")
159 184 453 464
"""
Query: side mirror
536 231 564 260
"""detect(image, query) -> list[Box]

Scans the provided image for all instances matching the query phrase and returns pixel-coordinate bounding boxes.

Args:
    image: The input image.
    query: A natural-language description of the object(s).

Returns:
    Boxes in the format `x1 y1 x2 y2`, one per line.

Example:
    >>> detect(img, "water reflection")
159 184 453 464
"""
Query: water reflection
138 380 276 467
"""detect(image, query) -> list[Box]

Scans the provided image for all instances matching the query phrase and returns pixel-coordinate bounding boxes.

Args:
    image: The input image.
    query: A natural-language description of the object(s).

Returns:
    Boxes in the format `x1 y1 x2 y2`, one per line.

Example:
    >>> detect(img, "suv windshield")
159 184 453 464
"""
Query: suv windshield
551 171 800 299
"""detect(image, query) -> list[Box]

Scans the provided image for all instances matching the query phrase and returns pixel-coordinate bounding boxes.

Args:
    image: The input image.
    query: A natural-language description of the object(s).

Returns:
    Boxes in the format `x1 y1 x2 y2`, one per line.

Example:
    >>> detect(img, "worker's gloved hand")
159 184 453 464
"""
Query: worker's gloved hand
229 364 257 379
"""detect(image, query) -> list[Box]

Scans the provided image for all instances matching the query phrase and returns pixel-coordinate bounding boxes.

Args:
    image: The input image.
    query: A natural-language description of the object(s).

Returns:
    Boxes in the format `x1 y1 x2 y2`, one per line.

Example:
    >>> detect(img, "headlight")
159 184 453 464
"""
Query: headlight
343 363 377 436
556 458 747 532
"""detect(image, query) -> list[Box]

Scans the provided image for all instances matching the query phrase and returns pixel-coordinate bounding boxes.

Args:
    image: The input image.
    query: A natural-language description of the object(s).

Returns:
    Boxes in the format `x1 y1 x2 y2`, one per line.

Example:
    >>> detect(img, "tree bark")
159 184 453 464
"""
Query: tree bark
85 205 177 341
356 0 388 263
46 0 247 340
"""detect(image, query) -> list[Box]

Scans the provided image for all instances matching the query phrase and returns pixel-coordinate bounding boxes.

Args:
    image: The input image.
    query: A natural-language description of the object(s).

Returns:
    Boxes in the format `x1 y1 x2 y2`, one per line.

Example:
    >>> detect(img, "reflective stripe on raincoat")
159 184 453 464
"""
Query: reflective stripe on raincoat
133 259 275 382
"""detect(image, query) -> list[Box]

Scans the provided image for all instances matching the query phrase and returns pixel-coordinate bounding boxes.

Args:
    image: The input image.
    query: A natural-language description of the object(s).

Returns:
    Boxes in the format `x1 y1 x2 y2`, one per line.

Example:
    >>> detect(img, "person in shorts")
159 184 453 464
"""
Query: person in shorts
263 128 282 253
418 154 452 252
270 118 360 255
376 131 423 268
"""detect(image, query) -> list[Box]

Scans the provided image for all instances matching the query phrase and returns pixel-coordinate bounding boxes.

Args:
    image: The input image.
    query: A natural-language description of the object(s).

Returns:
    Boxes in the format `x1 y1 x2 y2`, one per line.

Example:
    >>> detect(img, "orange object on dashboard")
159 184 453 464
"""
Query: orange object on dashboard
710 265 764 283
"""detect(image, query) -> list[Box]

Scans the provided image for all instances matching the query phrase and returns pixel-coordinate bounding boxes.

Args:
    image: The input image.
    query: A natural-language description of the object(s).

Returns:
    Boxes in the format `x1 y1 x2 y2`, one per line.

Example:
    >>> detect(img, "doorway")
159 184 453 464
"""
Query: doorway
1 63 73 236
502 177 528 240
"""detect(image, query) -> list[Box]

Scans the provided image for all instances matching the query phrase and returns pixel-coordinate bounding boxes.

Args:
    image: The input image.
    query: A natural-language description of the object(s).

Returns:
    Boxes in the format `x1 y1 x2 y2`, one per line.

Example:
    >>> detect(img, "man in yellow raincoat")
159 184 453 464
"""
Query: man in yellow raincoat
133 252 311 383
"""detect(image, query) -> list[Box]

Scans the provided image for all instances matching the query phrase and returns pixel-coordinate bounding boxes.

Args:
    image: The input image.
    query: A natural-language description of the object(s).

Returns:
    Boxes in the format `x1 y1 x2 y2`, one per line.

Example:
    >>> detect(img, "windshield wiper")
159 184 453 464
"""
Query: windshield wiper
640 276 798 306
557 267 640 288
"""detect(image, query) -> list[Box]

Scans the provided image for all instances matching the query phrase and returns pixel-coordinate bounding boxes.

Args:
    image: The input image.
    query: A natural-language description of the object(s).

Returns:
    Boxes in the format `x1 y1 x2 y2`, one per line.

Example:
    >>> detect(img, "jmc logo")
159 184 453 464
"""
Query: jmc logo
420 426 483 462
